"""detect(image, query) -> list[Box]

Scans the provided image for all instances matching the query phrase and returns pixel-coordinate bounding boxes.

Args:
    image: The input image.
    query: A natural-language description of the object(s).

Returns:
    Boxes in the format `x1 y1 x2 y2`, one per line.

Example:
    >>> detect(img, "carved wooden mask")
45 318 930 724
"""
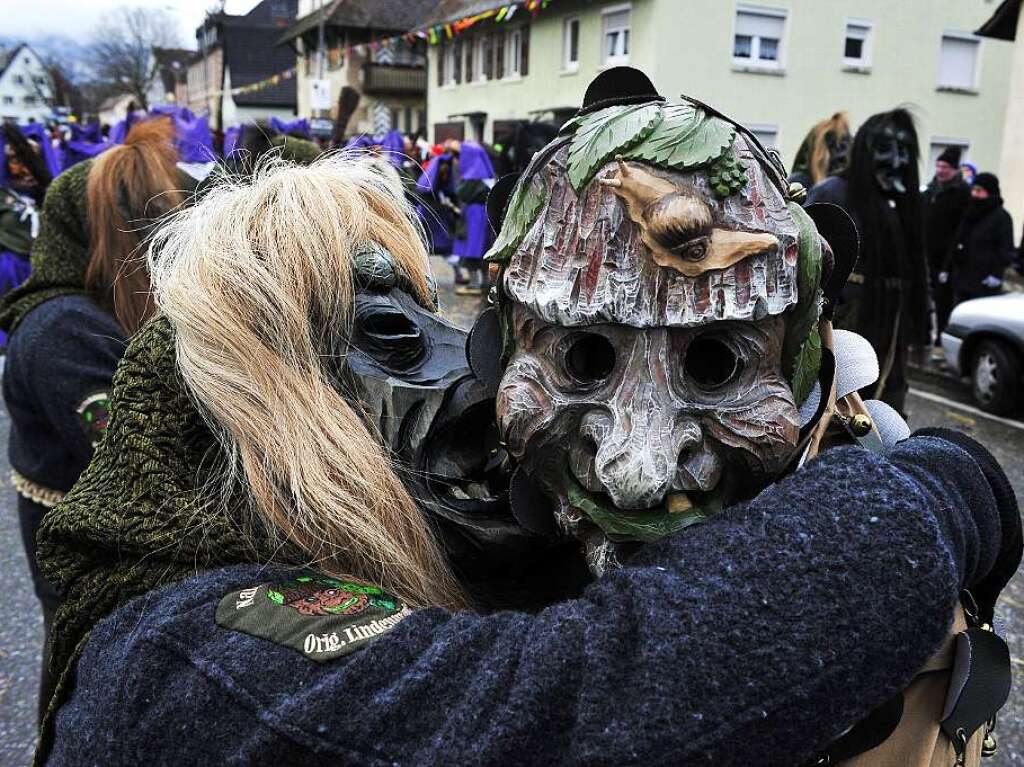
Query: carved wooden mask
489 104 821 572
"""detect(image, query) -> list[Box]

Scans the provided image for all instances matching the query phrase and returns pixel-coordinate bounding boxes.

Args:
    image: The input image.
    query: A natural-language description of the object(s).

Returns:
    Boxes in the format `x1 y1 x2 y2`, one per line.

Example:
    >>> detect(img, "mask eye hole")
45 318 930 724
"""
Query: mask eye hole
684 336 740 390
361 310 418 340
565 334 616 384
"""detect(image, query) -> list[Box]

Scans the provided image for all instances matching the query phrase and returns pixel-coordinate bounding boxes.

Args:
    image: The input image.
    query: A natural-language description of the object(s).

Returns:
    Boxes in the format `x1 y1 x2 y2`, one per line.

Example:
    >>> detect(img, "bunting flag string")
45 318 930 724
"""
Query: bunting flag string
207 66 298 98
332 0 555 61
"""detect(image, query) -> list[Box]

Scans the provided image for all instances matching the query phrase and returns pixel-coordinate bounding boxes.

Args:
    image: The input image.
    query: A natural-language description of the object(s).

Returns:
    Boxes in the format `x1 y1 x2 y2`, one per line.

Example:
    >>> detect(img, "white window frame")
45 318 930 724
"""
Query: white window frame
733 4 787 71
937 30 982 92
564 16 581 72
843 18 874 69
602 3 631 67
928 137 971 169
473 34 490 83
443 42 458 87
746 122 780 150
506 27 523 79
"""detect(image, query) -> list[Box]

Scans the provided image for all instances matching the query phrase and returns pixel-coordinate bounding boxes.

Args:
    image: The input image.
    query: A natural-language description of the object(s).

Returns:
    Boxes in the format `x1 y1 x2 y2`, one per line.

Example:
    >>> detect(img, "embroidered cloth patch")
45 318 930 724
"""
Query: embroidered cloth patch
215 572 412 663
76 391 111 446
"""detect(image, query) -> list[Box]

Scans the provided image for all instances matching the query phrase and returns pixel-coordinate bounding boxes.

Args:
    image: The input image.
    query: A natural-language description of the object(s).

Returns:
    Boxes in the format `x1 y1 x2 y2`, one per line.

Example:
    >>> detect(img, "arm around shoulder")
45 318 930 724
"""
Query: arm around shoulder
50 435 1015 767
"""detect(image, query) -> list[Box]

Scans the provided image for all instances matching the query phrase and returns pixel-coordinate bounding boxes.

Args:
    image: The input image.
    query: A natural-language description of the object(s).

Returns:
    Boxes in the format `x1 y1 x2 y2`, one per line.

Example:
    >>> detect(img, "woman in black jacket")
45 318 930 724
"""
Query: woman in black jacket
0 119 185 720
947 172 1015 306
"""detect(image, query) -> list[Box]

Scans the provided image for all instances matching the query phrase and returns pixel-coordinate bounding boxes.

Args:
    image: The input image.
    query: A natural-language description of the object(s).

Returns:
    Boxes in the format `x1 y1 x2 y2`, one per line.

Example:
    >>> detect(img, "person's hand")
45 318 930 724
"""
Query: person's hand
982 275 1002 289
938 271 949 284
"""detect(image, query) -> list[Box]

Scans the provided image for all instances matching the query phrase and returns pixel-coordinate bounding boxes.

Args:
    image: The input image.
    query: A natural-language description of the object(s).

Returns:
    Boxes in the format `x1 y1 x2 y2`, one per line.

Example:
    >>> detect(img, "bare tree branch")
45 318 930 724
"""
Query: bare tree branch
88 6 182 111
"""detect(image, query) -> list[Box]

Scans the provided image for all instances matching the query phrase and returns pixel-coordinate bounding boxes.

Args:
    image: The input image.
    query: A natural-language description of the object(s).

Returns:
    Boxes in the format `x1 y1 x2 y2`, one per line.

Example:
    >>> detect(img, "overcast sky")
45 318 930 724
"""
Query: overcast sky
5 0 263 47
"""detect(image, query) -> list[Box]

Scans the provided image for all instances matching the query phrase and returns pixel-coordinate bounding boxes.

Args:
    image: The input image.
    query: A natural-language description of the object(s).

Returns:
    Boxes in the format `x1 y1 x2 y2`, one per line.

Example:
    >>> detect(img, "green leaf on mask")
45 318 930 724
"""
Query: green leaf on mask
566 102 663 190
485 172 546 264
782 201 824 403
621 104 736 173
791 326 822 406
567 482 707 543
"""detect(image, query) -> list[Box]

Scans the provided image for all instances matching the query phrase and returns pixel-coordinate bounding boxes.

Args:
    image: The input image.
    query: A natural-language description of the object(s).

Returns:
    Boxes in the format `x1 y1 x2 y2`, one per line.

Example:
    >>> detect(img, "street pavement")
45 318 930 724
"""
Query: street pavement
1 264 1022 764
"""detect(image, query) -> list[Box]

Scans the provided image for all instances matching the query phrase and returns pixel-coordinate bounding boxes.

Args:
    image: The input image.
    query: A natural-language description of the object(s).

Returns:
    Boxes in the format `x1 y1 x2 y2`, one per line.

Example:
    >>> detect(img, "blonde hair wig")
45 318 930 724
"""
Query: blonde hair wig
148 154 467 610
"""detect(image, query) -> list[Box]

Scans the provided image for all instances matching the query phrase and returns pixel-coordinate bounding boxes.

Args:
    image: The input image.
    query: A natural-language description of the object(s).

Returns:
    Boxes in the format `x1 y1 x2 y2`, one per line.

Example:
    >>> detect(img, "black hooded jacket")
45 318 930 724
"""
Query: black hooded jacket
924 174 970 275
949 199 1014 298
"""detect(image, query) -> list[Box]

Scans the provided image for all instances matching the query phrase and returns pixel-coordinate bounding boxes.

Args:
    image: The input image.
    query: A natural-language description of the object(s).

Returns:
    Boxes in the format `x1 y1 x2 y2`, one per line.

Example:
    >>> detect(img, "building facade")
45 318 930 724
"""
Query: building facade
0 44 52 123
425 0 1013 178
978 0 1024 230
187 0 297 130
284 0 435 137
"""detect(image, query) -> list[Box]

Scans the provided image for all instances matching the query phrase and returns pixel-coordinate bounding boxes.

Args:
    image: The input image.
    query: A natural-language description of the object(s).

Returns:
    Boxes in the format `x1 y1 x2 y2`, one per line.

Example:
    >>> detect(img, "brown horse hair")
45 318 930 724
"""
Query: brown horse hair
85 118 184 335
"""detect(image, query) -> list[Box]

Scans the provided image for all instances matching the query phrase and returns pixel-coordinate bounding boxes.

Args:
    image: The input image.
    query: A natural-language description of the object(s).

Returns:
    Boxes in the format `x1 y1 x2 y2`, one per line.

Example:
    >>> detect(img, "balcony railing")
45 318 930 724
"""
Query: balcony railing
362 63 427 96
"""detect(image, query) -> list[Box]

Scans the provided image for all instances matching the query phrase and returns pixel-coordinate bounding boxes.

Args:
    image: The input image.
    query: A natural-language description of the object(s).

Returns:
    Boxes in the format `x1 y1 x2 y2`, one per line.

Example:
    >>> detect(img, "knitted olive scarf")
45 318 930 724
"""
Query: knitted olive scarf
34 316 291 763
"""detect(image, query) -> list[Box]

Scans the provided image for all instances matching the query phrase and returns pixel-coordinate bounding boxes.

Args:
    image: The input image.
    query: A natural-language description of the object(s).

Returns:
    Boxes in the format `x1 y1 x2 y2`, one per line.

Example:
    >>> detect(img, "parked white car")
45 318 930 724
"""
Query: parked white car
941 293 1024 415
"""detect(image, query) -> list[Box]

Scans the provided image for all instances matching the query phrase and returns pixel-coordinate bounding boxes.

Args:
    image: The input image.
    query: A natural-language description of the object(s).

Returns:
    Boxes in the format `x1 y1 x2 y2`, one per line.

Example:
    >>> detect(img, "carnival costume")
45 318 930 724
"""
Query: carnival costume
806 110 930 414
35 70 1019 767
452 141 496 294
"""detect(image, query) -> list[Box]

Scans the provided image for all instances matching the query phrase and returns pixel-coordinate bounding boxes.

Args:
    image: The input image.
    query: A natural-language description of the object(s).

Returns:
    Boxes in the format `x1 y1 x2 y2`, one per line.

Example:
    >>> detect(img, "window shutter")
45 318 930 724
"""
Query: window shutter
735 10 784 39
437 41 445 86
521 26 530 76
454 39 462 84
482 34 492 79
938 35 979 89
466 36 475 82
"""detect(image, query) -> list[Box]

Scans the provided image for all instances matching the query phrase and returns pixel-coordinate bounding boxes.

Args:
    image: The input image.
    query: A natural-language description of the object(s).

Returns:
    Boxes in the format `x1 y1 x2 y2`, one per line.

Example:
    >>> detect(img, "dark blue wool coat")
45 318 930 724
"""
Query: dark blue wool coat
48 435 1019 767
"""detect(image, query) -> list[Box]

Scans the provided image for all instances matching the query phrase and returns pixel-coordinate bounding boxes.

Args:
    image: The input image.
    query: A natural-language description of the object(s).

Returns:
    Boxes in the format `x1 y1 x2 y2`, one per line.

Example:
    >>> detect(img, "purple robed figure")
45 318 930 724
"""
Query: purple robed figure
381 130 405 167
345 134 375 151
63 138 111 170
453 142 495 264
415 153 457 257
0 124 61 187
170 109 214 163
269 117 311 138
223 126 242 158
110 111 147 145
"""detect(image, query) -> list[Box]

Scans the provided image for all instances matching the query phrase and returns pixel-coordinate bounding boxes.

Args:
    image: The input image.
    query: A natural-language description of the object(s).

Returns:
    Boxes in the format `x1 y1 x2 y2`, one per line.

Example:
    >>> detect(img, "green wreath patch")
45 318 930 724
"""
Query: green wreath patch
215 572 411 663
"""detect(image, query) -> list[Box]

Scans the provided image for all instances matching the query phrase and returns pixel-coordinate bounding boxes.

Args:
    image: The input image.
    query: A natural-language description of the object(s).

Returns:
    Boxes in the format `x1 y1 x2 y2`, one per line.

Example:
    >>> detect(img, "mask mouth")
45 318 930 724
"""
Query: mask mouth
417 375 522 542
561 471 725 544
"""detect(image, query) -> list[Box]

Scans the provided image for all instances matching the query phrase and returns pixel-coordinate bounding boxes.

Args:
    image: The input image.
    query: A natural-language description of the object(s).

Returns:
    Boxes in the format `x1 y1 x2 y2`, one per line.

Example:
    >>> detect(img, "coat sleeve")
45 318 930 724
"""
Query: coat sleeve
10 301 125 473
48 436 1015 767
994 210 1015 276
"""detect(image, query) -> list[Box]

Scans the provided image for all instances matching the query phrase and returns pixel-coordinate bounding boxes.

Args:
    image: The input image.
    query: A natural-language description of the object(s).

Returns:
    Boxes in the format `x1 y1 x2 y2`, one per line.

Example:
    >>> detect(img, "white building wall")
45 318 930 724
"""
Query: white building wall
0 46 52 123
427 0 1013 178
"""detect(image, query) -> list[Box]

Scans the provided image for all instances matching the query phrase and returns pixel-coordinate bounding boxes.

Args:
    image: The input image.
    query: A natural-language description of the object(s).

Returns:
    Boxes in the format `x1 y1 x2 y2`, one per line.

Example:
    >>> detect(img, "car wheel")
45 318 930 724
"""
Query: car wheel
972 340 1022 415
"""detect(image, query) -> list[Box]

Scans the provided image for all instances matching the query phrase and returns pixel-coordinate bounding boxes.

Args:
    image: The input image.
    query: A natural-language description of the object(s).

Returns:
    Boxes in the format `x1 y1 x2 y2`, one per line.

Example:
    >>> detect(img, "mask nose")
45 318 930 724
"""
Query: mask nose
576 385 705 510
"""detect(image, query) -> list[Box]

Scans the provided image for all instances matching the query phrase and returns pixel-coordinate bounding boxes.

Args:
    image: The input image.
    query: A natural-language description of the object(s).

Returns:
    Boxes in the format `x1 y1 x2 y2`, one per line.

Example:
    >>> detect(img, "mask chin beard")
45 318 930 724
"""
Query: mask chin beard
555 469 729 576
875 170 907 196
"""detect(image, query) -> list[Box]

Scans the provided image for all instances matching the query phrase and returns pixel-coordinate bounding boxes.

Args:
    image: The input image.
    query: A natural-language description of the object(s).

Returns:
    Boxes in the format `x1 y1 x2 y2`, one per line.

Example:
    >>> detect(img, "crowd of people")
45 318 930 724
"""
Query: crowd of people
789 109 1021 413
0 66 1019 766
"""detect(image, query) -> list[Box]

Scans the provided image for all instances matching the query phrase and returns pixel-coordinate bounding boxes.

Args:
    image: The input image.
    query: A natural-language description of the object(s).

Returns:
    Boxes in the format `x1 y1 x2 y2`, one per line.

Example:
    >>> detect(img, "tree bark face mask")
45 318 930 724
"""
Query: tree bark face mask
488 94 822 573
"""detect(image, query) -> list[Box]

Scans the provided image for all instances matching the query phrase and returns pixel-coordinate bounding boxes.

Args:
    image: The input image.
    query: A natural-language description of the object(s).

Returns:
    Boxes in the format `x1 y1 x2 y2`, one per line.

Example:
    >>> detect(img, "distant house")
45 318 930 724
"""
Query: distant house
188 0 298 130
281 0 437 136
0 43 51 123
147 48 194 109
97 93 137 126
